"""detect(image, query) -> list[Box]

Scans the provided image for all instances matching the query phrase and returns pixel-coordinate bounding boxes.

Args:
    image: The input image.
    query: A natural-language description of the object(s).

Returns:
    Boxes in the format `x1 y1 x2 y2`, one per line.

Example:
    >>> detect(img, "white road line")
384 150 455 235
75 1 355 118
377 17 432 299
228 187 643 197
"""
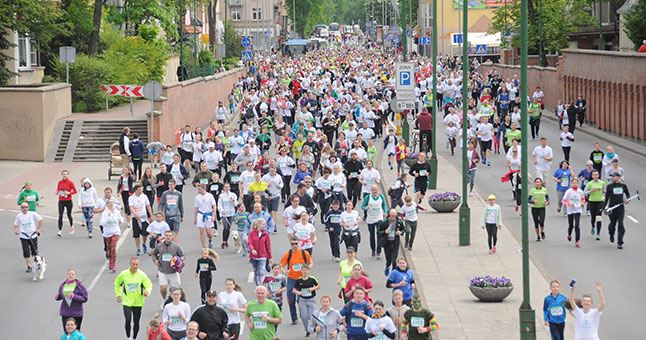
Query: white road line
239 320 245 336
627 215 639 224
248 271 255 283
4 209 85 225
87 226 132 291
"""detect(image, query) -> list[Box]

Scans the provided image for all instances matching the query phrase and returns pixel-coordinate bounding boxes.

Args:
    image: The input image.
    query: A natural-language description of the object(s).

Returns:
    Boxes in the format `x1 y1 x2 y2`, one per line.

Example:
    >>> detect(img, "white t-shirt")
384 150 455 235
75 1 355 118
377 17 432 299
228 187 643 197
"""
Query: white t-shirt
573 307 601 340
147 221 170 236
350 147 367 161
400 203 419 222
360 168 381 193
477 123 494 142
217 191 238 217
15 211 42 239
203 150 224 170
240 170 256 195
170 163 185 185
532 146 553 172
293 222 315 249
100 209 123 237
262 173 283 197
163 301 192 332
277 156 296 176
283 205 307 234
507 154 521 171
315 176 334 197
340 210 360 231
218 290 247 324
195 192 216 213
129 194 150 220
560 132 574 147
330 173 347 192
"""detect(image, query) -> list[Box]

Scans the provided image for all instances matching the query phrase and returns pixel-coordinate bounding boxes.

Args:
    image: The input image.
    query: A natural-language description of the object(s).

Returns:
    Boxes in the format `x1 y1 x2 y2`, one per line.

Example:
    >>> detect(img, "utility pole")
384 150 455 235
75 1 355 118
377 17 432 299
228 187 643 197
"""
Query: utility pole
180 0 184 80
429 0 438 189
401 0 409 145
459 0 470 246
520 0 536 336
599 0 603 50
539 0 543 66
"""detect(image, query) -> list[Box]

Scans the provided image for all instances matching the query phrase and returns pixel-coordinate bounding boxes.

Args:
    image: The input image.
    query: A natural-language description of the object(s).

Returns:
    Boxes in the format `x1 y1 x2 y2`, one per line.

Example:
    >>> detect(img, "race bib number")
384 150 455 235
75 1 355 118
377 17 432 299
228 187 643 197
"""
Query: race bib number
419 170 427 176
330 215 340 223
207 160 216 167
183 142 191 150
321 180 331 189
200 178 208 184
370 207 381 215
162 253 173 262
410 316 425 327
26 195 35 202
367 178 375 184
210 184 219 191
170 316 182 325
292 263 303 271
279 159 287 167
167 197 177 208
200 263 209 271
254 319 267 329
134 206 145 215
350 172 358 177
107 220 118 227
344 216 355 224
301 288 312 297
550 306 564 316
405 209 416 218
375 333 385 340
350 318 363 327
127 283 139 292
231 175 240 183
334 182 341 189
561 177 569 187
269 282 281 292
146 185 152 191
593 155 602 162
613 187 623 195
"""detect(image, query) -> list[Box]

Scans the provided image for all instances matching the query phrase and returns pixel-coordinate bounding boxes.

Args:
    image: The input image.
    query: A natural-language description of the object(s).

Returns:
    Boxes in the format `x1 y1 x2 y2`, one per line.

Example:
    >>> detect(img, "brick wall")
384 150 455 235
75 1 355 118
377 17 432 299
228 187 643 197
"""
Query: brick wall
155 68 246 144
482 49 646 141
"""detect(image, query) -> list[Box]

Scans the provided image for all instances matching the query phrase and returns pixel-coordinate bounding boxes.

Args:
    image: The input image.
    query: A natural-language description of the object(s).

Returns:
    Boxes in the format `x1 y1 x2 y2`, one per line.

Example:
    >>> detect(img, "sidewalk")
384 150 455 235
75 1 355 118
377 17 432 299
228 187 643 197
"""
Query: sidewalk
65 100 150 121
377 151 575 340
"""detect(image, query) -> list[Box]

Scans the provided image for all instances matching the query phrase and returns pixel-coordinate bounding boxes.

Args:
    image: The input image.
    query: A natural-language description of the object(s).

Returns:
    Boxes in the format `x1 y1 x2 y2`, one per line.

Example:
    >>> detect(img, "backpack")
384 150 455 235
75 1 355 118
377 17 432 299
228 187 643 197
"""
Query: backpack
344 301 370 325
287 249 307 270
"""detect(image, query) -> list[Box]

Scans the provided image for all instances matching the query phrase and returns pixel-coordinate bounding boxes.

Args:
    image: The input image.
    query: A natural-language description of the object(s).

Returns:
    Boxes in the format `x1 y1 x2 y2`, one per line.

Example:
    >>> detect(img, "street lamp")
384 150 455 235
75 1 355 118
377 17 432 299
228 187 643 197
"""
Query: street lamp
519 0 536 337
459 0 470 246
401 0 410 145
429 0 438 190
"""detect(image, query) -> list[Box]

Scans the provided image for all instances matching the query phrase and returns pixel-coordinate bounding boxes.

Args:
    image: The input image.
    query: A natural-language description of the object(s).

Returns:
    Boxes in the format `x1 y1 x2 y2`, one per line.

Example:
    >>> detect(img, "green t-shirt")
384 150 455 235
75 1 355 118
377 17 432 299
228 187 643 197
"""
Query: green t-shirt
529 187 549 208
63 282 77 306
586 180 606 202
18 189 39 211
403 309 436 340
505 130 521 146
246 299 282 340
367 146 377 163
339 259 363 289
529 103 542 117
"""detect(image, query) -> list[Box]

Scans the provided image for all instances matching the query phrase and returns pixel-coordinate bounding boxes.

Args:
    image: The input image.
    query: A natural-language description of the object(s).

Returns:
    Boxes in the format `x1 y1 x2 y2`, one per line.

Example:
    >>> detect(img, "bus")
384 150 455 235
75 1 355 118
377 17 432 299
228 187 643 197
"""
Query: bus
282 39 315 57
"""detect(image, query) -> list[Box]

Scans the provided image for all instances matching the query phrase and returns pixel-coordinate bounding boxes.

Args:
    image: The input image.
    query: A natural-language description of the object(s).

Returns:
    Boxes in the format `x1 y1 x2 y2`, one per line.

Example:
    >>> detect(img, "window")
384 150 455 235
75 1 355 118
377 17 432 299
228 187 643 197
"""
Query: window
17 33 38 69
232 9 241 21
252 8 261 20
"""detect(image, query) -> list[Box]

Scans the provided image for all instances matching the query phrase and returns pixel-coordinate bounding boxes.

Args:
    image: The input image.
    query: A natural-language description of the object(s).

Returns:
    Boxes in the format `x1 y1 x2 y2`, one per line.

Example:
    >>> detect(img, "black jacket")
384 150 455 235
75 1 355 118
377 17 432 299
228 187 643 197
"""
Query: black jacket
190 303 230 340
377 218 406 242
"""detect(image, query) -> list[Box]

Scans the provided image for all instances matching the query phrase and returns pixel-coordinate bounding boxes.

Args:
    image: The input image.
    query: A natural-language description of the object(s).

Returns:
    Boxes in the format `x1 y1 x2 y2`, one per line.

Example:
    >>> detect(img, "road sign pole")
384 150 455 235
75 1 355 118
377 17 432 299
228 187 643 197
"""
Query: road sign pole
106 96 109 112
429 0 438 190
459 0 470 246
130 96 134 117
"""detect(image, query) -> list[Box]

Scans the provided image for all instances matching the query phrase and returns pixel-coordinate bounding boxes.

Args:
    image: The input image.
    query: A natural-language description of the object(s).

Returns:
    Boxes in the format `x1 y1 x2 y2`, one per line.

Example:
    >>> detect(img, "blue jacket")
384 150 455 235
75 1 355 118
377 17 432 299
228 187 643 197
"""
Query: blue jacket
543 293 568 324
386 267 415 301
340 300 373 334
246 210 275 234
61 330 86 340
129 139 146 159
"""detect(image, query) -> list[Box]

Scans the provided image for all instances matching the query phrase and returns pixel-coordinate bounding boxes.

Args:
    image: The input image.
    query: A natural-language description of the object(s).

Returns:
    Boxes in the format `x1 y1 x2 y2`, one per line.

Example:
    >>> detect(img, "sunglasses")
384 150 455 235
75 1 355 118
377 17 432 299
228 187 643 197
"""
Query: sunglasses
290 243 298 245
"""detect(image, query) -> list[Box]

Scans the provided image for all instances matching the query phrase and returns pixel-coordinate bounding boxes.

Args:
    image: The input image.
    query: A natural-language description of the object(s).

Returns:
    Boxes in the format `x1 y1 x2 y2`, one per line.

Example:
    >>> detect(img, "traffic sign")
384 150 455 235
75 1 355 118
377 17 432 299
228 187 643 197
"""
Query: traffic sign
475 44 487 55
241 50 252 61
419 37 431 45
395 62 415 92
451 33 463 45
143 80 163 101
396 101 415 111
241 37 251 47
100 85 125 96
396 90 415 102
124 85 143 97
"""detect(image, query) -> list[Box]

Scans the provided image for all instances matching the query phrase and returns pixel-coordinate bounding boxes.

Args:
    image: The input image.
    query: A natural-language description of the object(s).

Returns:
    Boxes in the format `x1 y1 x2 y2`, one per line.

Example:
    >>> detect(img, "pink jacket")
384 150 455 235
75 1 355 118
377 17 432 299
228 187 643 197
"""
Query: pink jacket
247 229 272 260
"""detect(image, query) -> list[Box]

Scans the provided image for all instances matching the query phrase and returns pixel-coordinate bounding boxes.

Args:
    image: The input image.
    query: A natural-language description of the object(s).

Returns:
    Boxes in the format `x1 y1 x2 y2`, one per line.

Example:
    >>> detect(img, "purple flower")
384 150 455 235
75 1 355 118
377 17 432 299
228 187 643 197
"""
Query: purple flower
469 275 513 288
429 191 461 202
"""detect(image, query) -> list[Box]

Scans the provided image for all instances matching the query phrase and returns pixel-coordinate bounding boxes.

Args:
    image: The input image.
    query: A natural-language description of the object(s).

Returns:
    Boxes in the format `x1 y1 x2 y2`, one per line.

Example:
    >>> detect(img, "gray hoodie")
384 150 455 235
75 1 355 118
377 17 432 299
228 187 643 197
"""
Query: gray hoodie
308 307 344 340
158 189 184 218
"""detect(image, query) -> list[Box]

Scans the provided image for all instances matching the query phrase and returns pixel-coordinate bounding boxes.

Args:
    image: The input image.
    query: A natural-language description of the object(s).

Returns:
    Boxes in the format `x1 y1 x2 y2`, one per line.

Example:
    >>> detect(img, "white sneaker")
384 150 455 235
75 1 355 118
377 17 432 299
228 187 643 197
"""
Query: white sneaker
469 192 474 196
57 231 62 237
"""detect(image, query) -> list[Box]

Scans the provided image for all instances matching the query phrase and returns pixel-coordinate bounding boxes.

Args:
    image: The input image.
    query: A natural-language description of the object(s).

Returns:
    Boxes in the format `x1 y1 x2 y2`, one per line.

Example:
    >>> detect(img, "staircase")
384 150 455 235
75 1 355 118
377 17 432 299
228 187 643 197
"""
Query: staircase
53 121 74 162
72 120 149 162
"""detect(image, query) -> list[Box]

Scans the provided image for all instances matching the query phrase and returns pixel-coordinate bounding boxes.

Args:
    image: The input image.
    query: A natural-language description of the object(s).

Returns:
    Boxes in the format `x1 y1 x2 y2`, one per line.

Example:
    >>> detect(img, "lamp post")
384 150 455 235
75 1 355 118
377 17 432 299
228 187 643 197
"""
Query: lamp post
179 0 184 80
539 0 543 66
428 0 438 190
599 0 603 50
458 0 470 246
519 0 536 337
193 0 197 76
401 0 410 145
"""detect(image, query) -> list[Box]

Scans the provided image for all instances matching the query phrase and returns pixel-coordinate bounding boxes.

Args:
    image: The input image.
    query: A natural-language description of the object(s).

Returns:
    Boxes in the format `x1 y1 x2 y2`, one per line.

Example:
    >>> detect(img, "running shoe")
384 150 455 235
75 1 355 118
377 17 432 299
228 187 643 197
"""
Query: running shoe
515 206 519 212
575 242 580 248
208 241 214 249
469 192 474 197
136 248 141 256
493 246 497 253
88 232 92 239
142 244 147 254
590 227 595 236
488 249 493 254
541 232 545 239
221 242 226 249
69 226 74 235
596 235 600 241
305 332 311 338
536 236 541 242
26 266 32 273
617 244 623 249
487 161 491 166
291 320 298 325
408 246 413 251
57 231 62 237
334 257 340 262
610 235 615 243
567 235 572 242
384 266 390 276
214 230 219 237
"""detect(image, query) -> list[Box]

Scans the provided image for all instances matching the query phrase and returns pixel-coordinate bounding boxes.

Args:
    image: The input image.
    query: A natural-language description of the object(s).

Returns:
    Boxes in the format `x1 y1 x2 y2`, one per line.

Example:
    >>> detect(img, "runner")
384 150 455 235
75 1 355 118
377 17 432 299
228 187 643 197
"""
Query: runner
553 161 573 215
400 195 425 251
401 295 439 340
529 178 549 242
17 181 39 211
604 172 631 249
563 178 586 248
247 218 272 286
559 126 575 162
114 257 153 340
531 138 553 184
387 290 410 340
543 280 569 340
340 201 362 252
339 287 373 340
99 198 123 272
218 278 247 340
77 178 98 238
158 179 184 243
568 282 605 340
293 264 320 337
309 295 343 340
476 115 494 166
189 290 230 340
344 264 374 302
129 184 153 256
365 300 397 340
280 236 314 325
151 230 185 304
465 142 480 197
217 183 238 247
162 287 192 340
245 286 282 340
292 211 316 255
362 184 387 258
194 184 216 249
585 170 605 240
408 152 432 203
379 209 405 275
589 142 604 174
14 202 43 272
56 170 77 237
168 154 190 193
481 195 503 254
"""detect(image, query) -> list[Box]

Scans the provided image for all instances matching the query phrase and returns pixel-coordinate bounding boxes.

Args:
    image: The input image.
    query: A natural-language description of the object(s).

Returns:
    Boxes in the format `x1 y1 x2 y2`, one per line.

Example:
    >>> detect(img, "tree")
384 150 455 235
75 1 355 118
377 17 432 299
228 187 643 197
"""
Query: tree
89 0 106 56
284 0 335 37
223 21 242 58
105 0 178 40
623 0 646 50
0 0 63 85
490 0 593 66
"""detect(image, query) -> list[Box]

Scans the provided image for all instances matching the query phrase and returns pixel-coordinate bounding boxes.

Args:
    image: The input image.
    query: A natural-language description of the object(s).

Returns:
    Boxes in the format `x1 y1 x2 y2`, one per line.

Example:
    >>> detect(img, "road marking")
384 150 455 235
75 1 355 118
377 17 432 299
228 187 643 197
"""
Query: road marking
247 271 254 283
5 209 84 225
627 215 639 224
239 320 245 336
87 226 132 291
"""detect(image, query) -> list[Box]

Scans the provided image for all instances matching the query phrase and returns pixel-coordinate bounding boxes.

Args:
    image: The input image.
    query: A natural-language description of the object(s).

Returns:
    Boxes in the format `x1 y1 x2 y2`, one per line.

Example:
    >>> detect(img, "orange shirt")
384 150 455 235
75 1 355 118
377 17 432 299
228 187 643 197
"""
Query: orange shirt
280 249 312 280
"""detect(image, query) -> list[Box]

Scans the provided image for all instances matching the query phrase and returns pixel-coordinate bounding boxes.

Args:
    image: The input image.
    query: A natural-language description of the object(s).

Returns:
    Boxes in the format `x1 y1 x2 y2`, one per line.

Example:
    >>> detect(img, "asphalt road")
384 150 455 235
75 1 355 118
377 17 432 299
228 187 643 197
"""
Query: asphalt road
2 180 396 339
433 115 646 339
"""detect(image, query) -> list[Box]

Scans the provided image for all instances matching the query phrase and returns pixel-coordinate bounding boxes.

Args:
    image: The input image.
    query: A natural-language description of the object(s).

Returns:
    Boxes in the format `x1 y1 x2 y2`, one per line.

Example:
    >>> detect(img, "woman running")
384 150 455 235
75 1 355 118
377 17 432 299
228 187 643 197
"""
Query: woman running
584 170 605 241
563 178 585 248
552 161 572 215
218 278 247 340
529 178 549 241
339 201 361 252
481 195 502 254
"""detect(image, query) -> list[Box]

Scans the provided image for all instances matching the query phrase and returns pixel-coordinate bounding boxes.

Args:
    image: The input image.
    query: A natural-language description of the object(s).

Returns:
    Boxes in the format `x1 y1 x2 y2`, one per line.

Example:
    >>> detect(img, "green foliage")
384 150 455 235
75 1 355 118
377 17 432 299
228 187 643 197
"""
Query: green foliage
51 53 112 112
102 34 168 84
199 49 216 67
138 23 160 42
105 0 179 41
223 21 243 58
623 0 646 50
285 0 335 37
490 0 593 53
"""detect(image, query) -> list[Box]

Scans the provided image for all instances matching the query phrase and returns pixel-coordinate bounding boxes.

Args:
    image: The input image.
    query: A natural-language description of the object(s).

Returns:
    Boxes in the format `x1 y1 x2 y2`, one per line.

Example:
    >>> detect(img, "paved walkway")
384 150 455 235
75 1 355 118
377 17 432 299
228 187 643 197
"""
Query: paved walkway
65 100 150 121
377 150 575 340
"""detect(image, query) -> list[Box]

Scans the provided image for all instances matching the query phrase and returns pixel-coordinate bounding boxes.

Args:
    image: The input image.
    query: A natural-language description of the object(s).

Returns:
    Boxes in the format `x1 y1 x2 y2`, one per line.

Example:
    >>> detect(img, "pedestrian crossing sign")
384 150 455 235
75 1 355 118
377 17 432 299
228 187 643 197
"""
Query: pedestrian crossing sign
241 50 252 61
475 44 487 55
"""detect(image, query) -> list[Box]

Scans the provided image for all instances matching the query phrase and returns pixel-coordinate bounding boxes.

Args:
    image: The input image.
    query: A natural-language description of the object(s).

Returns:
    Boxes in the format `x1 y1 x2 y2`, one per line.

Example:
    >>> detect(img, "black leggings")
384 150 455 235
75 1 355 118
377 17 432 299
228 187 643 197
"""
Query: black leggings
342 232 360 252
61 316 83 332
123 305 142 339
531 207 546 229
562 146 571 162
121 191 131 215
589 201 604 234
568 213 581 242
530 119 540 139
281 175 292 200
347 180 361 206
132 158 143 179
485 223 498 249
222 216 233 243
229 323 241 340
58 200 73 230
199 274 212 304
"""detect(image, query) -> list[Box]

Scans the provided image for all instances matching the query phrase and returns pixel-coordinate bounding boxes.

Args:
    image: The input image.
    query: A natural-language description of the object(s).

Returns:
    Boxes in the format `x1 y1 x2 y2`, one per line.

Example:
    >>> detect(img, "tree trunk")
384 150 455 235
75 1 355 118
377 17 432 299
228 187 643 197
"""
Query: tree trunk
526 0 547 66
208 1 216 53
88 0 104 56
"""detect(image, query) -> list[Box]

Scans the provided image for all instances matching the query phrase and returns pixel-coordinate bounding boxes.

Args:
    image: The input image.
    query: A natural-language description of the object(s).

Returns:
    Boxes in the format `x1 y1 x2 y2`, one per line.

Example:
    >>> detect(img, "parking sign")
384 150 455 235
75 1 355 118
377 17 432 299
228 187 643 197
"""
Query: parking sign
396 62 415 92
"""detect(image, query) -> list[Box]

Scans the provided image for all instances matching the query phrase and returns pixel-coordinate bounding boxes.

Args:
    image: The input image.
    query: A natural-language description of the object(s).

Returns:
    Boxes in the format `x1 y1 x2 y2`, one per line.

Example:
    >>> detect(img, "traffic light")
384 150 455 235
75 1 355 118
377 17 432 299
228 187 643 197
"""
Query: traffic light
414 34 419 44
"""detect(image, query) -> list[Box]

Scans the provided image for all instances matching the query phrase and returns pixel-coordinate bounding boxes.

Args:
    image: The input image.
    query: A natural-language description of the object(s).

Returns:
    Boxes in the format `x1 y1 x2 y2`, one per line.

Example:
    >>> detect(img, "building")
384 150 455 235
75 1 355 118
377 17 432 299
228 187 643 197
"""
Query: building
2 31 45 85
226 0 285 52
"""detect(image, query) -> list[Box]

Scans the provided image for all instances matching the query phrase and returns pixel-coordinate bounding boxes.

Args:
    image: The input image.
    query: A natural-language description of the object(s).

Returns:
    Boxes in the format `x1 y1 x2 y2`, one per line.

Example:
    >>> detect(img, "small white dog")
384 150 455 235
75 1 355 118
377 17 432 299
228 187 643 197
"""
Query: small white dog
32 255 47 281
231 230 241 253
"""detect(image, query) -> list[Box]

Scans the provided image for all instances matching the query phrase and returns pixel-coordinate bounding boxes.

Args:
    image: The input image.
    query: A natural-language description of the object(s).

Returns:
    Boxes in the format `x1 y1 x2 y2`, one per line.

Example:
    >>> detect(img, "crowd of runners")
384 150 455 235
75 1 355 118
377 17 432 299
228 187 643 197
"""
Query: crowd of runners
12 38 629 340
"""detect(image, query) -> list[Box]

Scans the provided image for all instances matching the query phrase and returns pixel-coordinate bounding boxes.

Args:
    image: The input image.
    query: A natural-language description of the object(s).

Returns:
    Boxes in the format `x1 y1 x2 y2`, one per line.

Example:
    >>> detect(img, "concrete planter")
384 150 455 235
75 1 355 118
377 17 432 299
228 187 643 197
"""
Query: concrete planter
469 286 514 302
428 199 461 213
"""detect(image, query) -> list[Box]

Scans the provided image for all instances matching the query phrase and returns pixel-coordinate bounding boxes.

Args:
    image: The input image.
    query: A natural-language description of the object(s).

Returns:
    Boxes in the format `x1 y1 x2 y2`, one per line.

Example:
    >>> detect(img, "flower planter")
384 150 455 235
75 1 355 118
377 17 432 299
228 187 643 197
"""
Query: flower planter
428 199 461 213
469 286 514 302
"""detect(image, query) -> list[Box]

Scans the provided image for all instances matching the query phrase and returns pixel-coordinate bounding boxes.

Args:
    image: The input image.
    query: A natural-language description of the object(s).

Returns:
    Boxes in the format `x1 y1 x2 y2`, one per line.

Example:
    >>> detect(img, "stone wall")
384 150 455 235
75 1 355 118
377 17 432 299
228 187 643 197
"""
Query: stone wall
154 68 245 144
482 48 646 141
0 83 72 161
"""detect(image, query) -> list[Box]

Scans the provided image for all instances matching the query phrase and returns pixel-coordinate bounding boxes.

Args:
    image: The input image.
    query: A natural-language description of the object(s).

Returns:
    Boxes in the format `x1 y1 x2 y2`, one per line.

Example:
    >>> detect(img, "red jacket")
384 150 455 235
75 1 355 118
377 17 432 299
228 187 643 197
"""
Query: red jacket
415 112 433 131
146 321 171 340
247 228 272 260
56 178 77 201
638 44 646 53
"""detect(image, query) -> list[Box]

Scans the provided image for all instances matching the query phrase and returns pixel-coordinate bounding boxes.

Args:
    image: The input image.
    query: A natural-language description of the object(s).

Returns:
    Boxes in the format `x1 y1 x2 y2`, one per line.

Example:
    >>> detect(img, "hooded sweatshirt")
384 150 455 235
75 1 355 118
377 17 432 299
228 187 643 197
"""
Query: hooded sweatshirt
78 179 99 208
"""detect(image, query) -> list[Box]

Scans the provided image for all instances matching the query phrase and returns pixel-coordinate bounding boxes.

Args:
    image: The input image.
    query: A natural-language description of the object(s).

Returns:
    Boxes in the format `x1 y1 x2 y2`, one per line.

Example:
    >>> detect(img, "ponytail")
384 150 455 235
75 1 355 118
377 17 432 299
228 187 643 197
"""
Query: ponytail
208 248 221 261
149 312 161 328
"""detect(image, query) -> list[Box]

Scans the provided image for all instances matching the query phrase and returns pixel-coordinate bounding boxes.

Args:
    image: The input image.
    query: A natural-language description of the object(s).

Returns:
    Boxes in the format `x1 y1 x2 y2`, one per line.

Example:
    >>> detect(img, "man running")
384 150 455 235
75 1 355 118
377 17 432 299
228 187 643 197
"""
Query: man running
14 203 43 272
245 286 283 340
114 257 152 340
532 137 553 184
190 290 230 340
158 179 184 243
194 184 217 249
151 230 185 304
280 237 314 325
17 181 39 211
129 184 153 256
604 172 631 249
408 153 432 204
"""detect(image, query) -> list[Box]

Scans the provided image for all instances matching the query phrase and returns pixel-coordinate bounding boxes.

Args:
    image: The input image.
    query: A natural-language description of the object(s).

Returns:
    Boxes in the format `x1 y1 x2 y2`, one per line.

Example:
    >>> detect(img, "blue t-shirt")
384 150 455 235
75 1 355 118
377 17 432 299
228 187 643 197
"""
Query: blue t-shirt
387 268 415 301
340 300 373 334
577 169 593 189
553 168 571 192
543 293 568 324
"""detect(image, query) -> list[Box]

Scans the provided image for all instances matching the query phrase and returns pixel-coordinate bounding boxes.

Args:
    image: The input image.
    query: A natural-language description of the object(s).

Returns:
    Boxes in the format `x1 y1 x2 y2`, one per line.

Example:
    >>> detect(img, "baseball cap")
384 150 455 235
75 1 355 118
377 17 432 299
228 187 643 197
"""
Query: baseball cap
346 246 356 253
208 142 215 148
206 289 217 296
612 172 622 177
488 195 496 200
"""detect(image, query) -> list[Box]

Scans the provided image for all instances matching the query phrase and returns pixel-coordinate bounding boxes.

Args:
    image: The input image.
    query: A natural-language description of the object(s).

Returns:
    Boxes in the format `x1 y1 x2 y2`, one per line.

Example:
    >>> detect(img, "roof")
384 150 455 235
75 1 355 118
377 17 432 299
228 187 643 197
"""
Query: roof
617 0 637 14
470 14 494 32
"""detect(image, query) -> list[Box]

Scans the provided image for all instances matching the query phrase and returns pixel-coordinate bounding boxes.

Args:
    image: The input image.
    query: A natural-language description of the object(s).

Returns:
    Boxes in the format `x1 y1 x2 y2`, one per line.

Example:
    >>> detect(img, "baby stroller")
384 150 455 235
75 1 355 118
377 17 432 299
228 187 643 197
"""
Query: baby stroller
108 142 127 180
